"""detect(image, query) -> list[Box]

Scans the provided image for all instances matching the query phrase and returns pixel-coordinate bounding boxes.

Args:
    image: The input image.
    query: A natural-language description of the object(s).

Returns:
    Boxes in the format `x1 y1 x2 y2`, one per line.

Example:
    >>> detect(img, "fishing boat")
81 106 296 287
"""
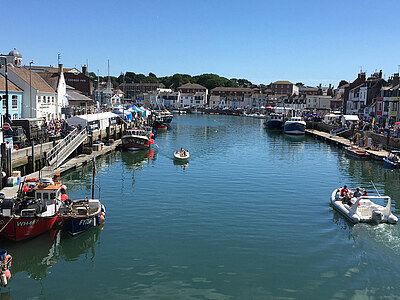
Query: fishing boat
330 188 398 224
121 128 152 151
264 113 284 130
174 150 190 160
61 197 105 236
345 146 370 159
383 151 400 168
60 158 106 235
0 178 63 241
283 116 306 135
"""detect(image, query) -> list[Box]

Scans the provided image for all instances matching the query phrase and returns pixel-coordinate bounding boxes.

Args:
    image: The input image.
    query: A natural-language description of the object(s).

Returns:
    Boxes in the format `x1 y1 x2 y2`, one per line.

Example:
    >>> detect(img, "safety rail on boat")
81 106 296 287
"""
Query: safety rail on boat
46 128 88 167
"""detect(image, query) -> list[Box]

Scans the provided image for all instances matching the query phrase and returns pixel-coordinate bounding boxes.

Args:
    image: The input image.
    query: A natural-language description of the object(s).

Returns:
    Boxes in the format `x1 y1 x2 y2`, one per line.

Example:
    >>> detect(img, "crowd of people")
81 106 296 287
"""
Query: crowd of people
44 119 67 137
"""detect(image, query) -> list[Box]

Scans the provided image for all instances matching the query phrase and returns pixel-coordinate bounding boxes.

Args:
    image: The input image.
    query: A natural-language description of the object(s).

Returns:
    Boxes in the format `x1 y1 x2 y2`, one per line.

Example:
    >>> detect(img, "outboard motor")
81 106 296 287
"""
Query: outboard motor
0 250 12 287
372 210 383 223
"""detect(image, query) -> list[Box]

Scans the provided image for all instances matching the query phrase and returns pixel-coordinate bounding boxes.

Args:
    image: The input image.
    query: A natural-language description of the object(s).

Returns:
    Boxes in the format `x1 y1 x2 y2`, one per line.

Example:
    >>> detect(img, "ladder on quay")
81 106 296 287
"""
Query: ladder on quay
46 128 88 168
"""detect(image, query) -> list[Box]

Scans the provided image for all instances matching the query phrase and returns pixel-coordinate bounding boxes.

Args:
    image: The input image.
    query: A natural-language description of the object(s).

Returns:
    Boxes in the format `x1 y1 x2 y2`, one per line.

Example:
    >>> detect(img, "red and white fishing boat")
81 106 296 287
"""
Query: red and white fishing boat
121 128 153 151
0 178 64 241
345 146 370 159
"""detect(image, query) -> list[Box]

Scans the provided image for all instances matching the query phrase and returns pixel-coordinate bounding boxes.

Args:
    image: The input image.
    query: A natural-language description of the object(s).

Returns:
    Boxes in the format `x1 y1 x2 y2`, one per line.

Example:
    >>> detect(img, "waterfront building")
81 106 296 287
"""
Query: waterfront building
243 93 267 109
66 85 94 108
0 66 57 119
299 86 319 96
119 81 165 99
0 48 23 67
0 74 23 120
177 83 207 108
159 91 179 108
209 95 222 108
270 81 299 96
210 87 253 109
35 64 67 119
32 65 92 97
343 72 366 114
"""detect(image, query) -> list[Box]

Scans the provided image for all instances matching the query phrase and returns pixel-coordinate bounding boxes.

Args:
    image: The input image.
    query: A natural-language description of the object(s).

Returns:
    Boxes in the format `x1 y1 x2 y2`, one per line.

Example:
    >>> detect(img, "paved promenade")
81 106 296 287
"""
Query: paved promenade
1 140 121 198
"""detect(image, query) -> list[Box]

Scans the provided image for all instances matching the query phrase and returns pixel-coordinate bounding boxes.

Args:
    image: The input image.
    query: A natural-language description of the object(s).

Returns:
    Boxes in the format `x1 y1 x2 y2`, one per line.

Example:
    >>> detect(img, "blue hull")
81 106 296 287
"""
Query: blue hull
64 215 100 235
265 120 283 130
284 122 305 135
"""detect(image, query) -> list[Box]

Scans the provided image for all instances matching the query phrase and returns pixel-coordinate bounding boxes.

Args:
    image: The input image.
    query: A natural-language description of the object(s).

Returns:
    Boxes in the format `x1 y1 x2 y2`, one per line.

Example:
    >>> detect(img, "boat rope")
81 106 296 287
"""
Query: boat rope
0 216 15 233
371 181 381 197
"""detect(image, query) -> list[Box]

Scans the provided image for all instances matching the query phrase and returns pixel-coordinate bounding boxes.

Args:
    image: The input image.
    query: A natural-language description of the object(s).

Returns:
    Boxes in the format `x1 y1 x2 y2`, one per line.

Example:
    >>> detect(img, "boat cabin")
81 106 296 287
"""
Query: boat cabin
125 129 147 137
290 117 303 122
268 113 283 120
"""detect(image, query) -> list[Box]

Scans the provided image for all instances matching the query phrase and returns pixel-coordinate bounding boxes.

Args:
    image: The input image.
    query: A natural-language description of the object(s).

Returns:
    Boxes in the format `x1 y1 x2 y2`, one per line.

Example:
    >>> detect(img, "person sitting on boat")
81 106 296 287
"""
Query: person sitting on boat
363 190 369 196
353 187 362 198
340 185 350 203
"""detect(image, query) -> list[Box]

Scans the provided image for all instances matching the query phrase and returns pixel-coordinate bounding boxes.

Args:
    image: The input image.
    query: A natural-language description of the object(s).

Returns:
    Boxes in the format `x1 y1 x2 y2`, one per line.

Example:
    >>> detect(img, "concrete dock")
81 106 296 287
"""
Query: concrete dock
1 140 121 198
305 129 388 161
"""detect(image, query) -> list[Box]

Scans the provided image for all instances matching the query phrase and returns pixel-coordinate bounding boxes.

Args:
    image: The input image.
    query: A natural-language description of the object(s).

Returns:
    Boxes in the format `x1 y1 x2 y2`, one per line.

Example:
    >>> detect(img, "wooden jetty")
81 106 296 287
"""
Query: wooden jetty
305 129 388 161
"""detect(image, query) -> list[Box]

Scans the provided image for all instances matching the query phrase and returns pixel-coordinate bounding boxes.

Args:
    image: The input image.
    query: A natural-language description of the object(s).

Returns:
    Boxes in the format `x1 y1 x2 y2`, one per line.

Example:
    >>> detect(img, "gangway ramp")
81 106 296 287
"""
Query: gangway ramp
46 128 88 167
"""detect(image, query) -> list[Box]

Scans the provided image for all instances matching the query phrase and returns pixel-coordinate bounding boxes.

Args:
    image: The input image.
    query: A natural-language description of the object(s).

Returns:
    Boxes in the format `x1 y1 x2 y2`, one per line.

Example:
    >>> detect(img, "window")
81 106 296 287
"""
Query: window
2 96 6 109
12 114 17 119
12 95 18 109
38 96 41 103
52 96 55 103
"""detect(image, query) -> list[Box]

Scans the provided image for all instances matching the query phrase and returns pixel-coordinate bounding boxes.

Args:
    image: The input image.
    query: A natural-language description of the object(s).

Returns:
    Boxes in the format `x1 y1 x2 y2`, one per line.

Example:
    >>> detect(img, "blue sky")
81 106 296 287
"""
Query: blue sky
3 0 400 87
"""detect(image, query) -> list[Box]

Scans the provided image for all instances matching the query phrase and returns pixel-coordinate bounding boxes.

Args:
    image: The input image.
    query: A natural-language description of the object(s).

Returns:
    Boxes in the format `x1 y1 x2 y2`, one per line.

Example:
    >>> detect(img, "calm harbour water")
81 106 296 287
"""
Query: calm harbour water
2 114 400 299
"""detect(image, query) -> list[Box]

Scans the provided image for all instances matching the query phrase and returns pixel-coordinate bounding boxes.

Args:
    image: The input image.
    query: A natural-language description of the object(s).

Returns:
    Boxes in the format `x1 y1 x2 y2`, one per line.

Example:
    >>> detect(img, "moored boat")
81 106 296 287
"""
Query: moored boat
0 178 63 241
383 151 400 168
330 188 398 224
264 113 284 130
283 117 306 135
345 146 370 159
61 198 105 236
121 128 152 151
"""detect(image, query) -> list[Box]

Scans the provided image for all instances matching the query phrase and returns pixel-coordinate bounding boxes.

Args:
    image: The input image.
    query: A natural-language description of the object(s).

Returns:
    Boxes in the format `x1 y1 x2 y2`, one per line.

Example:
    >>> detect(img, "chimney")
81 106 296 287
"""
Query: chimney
82 65 87 76
379 70 382 78
359 72 366 81
58 63 63 75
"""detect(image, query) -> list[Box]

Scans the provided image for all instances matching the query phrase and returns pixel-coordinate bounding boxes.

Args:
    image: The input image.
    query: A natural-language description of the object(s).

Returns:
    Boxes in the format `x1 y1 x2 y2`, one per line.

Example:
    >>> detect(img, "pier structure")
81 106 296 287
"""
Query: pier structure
305 129 388 160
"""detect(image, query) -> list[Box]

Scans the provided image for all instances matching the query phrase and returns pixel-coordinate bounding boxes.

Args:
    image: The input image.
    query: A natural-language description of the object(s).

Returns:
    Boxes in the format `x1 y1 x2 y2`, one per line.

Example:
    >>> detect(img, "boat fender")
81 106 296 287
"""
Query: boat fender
101 205 106 213
100 214 105 222
4 254 12 269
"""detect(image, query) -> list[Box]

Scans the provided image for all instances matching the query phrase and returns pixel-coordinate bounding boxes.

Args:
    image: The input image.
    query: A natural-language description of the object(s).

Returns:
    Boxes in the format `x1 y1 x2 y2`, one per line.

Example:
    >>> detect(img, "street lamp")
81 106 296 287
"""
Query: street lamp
29 60 34 117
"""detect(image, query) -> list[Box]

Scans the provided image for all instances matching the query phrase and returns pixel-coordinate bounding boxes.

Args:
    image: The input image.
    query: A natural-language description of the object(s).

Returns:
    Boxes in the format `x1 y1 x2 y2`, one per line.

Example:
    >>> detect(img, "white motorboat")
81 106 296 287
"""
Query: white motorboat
330 188 398 224
284 117 306 135
174 150 190 160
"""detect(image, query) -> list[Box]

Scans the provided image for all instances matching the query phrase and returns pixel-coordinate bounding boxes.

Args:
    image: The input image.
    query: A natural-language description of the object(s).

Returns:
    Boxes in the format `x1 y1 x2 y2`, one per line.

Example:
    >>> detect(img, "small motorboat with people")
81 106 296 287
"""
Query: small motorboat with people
0 250 12 287
330 186 398 224
0 176 64 241
264 113 284 130
121 128 154 151
283 116 306 135
344 146 370 159
383 150 400 168
174 148 190 161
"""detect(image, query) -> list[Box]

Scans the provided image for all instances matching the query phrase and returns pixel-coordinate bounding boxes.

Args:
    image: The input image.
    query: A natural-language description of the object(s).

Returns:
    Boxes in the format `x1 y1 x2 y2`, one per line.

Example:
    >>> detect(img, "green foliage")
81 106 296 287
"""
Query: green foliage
89 71 251 90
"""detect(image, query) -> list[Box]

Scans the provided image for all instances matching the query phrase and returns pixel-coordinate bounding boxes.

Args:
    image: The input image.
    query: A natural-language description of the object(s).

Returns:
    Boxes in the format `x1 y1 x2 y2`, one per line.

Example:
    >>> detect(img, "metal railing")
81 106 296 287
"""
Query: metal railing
46 128 88 167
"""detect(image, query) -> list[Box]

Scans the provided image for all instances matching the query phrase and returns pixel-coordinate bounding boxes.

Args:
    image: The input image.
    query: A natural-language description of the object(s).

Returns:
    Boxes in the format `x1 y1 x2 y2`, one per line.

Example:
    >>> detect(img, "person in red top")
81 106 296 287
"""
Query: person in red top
340 185 351 204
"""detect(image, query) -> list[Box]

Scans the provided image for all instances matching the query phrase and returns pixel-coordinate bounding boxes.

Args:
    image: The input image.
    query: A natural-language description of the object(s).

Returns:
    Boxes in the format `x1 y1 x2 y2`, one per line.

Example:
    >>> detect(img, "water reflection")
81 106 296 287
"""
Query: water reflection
173 159 189 171
0 227 101 281
120 149 156 171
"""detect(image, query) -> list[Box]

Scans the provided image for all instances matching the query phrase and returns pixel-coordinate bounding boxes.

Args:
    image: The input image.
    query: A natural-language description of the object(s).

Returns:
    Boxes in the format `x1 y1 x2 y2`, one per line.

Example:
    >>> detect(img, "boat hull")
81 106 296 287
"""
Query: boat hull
284 122 305 135
383 157 399 168
63 215 99 235
174 152 190 160
265 120 283 130
0 216 59 241
345 147 370 159
122 136 150 151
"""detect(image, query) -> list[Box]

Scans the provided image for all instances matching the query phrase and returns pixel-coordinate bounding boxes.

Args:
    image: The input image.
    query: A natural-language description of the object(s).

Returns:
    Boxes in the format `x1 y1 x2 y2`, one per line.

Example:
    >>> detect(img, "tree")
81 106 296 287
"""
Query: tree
296 82 304 86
